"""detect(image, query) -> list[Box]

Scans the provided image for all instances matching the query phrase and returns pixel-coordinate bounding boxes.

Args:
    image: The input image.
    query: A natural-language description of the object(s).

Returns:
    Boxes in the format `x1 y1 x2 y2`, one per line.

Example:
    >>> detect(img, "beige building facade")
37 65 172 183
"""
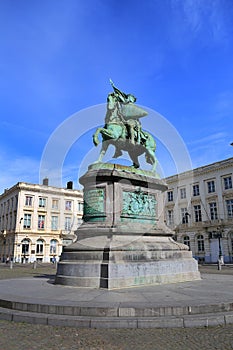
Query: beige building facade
164 157 233 263
0 180 83 263
1 158 232 264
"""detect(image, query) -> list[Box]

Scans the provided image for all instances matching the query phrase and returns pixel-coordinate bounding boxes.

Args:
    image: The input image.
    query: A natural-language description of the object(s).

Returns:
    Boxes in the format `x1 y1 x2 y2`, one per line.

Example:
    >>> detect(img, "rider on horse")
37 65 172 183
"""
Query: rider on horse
93 81 157 172
109 79 147 146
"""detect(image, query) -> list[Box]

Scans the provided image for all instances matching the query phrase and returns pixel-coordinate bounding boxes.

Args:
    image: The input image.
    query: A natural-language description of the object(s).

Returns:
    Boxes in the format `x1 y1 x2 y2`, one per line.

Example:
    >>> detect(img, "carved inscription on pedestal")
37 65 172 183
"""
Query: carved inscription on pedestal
84 188 105 221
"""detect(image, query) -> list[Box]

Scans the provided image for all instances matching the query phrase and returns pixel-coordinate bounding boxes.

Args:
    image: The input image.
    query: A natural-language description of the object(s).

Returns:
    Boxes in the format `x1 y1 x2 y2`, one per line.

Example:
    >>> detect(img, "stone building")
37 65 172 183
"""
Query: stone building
0 179 83 263
164 157 233 263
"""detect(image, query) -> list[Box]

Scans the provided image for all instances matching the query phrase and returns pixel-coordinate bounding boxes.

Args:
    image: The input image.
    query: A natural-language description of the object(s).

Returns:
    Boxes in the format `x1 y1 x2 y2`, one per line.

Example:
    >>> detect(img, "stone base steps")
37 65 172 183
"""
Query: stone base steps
1 306 233 328
1 299 233 328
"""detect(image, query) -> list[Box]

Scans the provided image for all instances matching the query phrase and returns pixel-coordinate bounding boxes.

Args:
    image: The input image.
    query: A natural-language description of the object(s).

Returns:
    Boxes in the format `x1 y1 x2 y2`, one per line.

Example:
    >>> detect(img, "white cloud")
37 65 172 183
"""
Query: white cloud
170 0 231 47
188 131 231 168
187 132 227 146
215 90 233 117
182 0 203 34
0 152 83 194
0 154 41 193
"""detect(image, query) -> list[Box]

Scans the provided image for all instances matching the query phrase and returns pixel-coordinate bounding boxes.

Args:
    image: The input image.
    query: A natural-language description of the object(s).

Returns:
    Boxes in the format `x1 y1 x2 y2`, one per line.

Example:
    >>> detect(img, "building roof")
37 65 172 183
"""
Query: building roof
165 157 233 183
0 181 83 199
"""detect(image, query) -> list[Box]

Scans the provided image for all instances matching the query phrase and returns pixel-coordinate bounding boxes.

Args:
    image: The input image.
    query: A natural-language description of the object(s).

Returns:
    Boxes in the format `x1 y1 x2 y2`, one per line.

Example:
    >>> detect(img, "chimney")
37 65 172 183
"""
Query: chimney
67 181 73 189
43 178 49 186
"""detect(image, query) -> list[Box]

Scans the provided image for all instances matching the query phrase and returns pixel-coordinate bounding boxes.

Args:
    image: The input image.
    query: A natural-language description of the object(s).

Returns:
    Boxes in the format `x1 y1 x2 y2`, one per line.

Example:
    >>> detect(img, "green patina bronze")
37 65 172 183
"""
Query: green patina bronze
121 189 156 223
93 80 158 172
88 162 160 178
83 188 106 222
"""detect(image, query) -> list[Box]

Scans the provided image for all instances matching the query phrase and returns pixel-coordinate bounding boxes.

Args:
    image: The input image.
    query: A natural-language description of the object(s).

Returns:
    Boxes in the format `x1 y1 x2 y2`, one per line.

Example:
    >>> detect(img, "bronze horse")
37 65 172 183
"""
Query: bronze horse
93 93 158 172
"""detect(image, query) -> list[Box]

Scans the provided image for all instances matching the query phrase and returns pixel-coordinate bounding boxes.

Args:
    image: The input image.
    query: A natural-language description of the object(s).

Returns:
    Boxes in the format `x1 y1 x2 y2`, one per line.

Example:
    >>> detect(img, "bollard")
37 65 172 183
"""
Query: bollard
10 261 13 269
218 259 222 271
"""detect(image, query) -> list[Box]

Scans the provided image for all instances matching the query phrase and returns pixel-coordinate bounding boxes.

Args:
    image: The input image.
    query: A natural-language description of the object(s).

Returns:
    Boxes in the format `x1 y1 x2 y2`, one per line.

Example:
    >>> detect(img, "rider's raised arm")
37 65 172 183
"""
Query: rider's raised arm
109 79 129 103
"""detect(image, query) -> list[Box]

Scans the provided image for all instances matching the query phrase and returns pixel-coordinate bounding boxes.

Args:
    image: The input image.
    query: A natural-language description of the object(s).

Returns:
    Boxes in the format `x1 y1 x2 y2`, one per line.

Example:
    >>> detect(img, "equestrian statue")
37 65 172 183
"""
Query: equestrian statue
93 80 158 172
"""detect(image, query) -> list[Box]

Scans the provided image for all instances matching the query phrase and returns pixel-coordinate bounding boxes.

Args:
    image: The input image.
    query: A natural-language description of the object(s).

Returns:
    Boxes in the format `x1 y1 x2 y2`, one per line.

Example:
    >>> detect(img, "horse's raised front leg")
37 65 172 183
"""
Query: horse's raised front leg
94 128 110 146
94 141 109 163
93 128 101 146
93 127 116 146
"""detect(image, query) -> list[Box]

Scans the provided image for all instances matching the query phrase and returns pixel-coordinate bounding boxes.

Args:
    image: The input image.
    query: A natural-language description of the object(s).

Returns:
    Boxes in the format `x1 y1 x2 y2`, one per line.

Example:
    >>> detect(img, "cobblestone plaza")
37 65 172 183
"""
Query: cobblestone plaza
0 264 233 349
0 319 233 350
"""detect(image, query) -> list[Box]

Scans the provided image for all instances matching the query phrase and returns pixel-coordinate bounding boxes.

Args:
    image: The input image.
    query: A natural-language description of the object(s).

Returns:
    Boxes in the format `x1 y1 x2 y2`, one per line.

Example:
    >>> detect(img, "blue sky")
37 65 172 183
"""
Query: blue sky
1 0 233 192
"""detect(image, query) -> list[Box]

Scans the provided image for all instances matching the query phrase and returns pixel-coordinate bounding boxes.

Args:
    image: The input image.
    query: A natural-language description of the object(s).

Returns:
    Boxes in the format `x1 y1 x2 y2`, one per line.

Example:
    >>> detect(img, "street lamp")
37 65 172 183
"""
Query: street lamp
216 232 222 259
15 218 23 263
212 229 223 270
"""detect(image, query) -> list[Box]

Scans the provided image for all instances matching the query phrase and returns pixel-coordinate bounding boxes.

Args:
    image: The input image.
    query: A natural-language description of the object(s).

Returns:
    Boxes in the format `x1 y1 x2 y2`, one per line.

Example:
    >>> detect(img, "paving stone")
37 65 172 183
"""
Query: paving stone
0 263 233 349
1 320 233 349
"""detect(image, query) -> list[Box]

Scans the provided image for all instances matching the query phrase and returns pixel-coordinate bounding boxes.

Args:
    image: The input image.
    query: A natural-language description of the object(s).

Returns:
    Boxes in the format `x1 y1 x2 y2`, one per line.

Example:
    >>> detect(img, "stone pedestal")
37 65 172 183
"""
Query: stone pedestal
55 164 200 289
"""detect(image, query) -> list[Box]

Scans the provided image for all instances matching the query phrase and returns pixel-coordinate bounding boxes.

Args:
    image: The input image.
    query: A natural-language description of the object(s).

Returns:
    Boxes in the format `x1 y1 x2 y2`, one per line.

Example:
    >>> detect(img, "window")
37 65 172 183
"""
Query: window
65 216 72 231
181 208 189 224
207 180 215 193
13 213 16 229
6 214 9 228
78 202 83 212
23 214 31 229
209 202 218 220
224 176 232 190
25 196 33 206
183 236 190 249
21 239 30 254
193 184 200 196
51 216 58 230
180 188 186 199
167 209 174 225
50 239 57 254
36 239 44 254
226 199 233 218
38 215 45 229
39 197 46 208
194 205 202 222
52 199 59 210
15 195 18 209
197 234 205 252
65 200 72 211
167 191 173 202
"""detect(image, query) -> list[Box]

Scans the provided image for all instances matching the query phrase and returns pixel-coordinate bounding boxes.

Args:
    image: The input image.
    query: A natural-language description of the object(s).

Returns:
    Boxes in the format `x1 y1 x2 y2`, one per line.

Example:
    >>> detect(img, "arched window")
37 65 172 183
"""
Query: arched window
50 239 57 254
21 238 30 254
183 236 190 249
197 234 205 252
36 239 44 254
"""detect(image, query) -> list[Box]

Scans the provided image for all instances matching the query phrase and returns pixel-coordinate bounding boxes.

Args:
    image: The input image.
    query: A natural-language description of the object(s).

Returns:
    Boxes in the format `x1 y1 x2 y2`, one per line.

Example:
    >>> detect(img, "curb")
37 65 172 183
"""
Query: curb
1 298 233 328
1 306 233 328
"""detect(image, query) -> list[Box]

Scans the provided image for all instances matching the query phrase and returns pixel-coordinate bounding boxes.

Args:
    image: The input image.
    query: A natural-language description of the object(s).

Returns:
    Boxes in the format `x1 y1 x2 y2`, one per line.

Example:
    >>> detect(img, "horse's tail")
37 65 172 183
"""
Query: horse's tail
93 129 100 146
142 130 156 151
